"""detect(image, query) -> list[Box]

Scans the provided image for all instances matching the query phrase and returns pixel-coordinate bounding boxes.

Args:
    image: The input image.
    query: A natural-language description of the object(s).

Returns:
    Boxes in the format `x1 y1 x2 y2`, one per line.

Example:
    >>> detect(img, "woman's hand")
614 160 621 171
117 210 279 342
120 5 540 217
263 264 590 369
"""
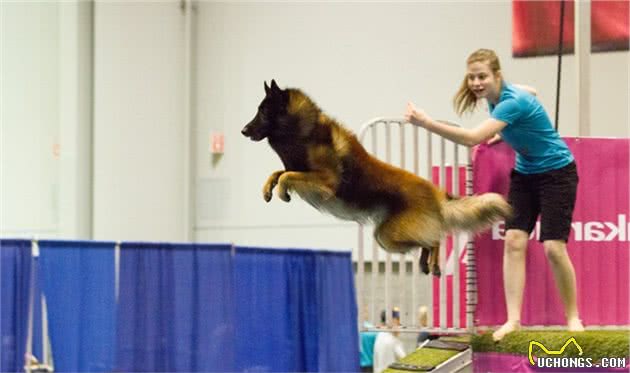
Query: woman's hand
487 133 502 145
405 102 432 127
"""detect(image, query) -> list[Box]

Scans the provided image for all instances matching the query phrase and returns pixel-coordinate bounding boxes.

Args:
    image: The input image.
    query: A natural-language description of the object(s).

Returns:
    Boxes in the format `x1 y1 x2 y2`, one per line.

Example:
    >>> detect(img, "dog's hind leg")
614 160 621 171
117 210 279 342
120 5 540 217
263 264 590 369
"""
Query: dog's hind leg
276 171 336 202
428 245 441 277
419 247 430 274
419 245 441 276
263 170 285 202
374 210 442 256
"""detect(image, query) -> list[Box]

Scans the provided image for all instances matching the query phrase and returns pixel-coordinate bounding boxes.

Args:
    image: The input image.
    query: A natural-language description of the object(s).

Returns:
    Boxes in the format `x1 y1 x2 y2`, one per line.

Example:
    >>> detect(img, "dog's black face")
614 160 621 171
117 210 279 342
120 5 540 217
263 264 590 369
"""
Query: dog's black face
241 79 289 142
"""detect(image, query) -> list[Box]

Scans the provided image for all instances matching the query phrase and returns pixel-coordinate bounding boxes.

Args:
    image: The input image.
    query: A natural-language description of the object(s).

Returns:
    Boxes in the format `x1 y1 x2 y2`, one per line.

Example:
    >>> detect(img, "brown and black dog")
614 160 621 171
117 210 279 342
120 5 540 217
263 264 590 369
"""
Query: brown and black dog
242 80 511 275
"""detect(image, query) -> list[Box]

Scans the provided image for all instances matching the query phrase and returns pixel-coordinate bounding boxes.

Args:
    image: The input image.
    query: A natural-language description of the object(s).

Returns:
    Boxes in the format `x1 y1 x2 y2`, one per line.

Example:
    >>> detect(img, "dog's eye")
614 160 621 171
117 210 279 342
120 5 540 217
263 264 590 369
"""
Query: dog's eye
260 106 273 118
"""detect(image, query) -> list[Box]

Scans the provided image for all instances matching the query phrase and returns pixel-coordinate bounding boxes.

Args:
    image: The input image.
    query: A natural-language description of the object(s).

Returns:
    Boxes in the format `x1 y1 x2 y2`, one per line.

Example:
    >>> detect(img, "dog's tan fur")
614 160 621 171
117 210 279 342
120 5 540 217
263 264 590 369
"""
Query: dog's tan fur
242 81 511 275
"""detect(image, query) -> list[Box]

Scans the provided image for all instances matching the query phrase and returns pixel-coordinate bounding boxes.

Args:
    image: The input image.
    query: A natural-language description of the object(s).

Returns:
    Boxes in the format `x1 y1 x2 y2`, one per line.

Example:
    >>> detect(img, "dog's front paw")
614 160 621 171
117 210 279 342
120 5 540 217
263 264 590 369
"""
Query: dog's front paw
262 171 284 203
276 173 292 202
262 182 277 203
279 190 291 202
263 190 273 202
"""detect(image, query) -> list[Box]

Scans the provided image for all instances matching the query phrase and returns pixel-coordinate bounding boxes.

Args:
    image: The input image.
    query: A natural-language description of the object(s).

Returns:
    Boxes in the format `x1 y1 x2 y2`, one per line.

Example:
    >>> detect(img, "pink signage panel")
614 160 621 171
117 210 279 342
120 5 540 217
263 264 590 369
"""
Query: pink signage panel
473 138 629 326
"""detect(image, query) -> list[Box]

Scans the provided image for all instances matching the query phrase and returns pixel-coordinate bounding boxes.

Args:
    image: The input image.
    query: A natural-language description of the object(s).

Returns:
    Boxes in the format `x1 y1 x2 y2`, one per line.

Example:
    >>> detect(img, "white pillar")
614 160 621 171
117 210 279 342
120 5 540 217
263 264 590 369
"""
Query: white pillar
183 0 195 241
59 1 93 239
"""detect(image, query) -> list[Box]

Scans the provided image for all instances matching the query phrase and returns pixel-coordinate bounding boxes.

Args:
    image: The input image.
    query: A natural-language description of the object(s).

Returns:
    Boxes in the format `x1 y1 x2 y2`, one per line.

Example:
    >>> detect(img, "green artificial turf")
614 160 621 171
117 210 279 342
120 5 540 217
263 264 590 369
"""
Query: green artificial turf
382 331 628 373
439 334 471 344
472 330 630 363
383 348 459 373
384 335 471 373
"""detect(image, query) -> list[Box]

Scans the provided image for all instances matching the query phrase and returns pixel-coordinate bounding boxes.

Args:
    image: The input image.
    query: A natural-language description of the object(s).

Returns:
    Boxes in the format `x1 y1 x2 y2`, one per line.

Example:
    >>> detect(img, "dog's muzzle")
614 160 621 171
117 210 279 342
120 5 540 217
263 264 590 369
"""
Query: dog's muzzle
241 121 266 141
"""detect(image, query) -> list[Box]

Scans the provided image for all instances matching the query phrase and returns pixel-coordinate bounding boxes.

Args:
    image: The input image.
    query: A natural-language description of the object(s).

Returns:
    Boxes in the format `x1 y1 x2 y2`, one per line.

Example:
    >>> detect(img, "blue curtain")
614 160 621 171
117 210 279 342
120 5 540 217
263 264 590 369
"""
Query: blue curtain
232 248 296 372
116 244 359 372
115 243 235 372
313 252 360 371
38 240 116 372
233 247 359 372
0 239 32 373
3 240 359 372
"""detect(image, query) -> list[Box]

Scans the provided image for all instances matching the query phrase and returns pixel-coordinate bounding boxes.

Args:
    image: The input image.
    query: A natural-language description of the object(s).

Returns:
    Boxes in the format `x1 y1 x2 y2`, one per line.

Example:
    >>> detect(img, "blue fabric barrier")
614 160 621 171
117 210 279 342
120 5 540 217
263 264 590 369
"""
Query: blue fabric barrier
313 251 360 372
3 240 359 372
232 248 299 372
233 247 359 373
116 244 359 372
115 242 236 372
38 240 116 372
0 239 32 372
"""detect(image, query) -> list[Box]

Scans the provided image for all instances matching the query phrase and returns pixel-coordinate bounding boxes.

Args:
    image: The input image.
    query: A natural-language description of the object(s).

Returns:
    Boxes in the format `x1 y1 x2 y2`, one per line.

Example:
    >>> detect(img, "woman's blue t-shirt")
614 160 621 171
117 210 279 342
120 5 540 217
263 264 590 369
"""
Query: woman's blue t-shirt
489 83 574 174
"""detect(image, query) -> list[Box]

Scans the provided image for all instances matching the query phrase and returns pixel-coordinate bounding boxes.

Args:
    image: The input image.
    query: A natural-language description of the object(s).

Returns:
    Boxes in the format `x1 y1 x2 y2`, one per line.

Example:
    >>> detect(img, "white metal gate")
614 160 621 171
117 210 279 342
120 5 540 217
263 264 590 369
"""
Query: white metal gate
355 118 476 334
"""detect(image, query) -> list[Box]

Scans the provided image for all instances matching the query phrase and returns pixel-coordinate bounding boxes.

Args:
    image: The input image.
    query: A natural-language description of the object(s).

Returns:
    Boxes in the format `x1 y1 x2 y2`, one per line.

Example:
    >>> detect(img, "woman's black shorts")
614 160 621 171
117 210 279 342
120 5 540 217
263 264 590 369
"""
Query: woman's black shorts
505 161 578 242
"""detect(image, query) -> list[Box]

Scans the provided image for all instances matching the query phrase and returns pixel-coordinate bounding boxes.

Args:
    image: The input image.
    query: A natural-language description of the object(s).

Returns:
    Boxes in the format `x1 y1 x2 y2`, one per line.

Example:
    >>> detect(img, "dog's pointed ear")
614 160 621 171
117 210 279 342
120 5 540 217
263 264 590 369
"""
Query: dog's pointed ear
268 79 287 102
264 81 270 95
270 79 281 93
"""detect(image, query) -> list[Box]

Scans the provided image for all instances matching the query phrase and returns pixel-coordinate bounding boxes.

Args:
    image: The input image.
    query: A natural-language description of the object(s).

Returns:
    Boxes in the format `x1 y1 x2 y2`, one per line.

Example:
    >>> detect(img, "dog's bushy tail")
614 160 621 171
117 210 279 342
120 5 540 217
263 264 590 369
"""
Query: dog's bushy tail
441 193 512 233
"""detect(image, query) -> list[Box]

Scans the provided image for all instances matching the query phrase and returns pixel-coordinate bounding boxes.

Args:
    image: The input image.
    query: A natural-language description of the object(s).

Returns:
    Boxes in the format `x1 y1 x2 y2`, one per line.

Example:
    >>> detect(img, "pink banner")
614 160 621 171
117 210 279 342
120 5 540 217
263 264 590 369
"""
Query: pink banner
473 139 629 327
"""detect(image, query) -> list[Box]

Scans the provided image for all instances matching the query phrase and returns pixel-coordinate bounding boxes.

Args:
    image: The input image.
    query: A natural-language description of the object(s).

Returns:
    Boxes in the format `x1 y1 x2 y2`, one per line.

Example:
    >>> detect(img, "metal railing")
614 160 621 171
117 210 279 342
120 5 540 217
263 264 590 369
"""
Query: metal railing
355 118 475 334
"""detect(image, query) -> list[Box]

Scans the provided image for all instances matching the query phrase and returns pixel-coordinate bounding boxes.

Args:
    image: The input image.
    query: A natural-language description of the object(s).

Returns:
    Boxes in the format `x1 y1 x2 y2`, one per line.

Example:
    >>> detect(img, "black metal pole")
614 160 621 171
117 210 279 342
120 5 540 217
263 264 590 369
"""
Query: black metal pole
555 0 566 131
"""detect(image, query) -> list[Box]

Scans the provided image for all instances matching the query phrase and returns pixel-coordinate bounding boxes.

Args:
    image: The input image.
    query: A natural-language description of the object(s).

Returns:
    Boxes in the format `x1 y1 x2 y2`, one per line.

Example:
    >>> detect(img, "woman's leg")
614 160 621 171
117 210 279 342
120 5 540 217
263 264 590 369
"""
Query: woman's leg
492 229 529 341
543 239 584 331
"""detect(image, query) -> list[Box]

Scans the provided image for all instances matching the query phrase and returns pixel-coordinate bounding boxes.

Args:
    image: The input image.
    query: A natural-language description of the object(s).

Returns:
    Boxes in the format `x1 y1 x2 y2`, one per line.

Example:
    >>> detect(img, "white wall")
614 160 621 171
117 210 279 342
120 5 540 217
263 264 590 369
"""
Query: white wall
92 1 186 241
1 2 61 237
2 1 628 245
193 2 629 250
1 1 92 240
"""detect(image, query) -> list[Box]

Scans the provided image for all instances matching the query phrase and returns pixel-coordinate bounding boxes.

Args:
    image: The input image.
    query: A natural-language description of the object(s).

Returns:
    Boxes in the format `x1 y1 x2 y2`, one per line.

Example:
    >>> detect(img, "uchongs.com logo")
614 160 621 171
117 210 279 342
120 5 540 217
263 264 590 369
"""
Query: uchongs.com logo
528 337 627 369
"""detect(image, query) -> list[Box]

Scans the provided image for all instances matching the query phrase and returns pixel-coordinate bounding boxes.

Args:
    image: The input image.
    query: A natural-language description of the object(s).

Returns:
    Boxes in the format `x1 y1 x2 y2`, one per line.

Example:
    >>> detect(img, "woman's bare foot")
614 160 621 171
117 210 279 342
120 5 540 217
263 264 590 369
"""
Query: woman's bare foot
567 318 585 332
492 320 521 342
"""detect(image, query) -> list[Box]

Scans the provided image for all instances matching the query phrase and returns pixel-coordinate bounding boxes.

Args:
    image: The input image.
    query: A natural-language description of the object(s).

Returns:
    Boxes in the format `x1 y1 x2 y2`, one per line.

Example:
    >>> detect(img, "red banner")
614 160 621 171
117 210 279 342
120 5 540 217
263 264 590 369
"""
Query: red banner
513 1 629 57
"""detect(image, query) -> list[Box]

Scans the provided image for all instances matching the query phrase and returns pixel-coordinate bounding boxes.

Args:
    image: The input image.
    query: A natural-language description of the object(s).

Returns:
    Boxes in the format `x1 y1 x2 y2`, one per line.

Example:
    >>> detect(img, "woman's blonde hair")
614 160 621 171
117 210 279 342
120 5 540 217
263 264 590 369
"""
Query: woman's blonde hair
453 48 502 116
